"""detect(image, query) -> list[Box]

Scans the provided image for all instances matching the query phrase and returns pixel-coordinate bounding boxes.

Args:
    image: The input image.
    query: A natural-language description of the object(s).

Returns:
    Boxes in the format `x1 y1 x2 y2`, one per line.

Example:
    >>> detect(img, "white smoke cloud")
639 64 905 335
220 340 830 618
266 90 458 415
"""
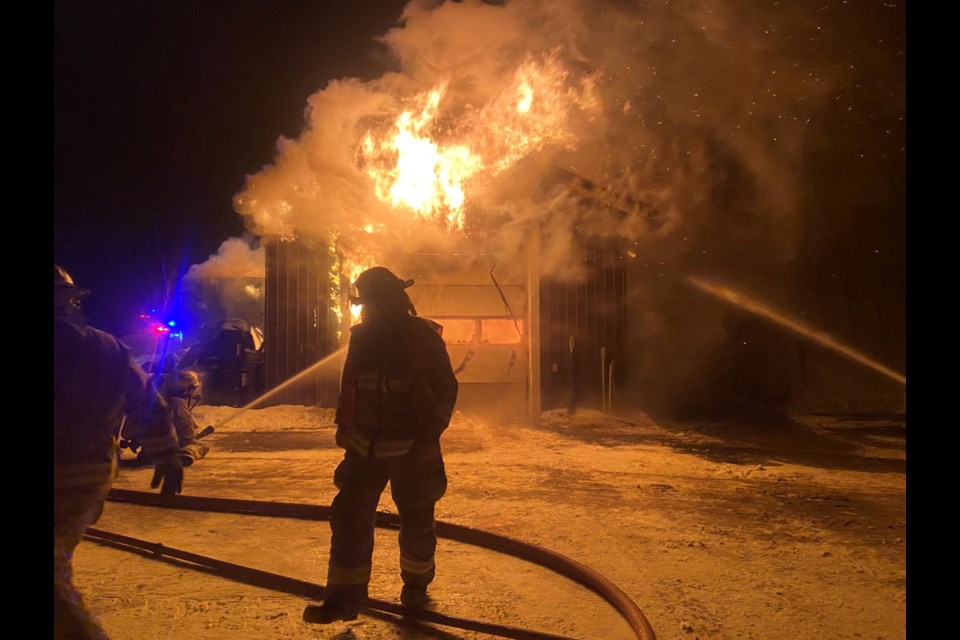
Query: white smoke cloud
185 236 265 281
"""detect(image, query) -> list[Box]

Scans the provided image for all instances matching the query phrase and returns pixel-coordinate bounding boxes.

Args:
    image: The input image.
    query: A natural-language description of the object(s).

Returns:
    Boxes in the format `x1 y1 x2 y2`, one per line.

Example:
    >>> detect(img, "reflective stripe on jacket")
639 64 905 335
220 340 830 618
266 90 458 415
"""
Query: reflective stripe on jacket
335 316 458 458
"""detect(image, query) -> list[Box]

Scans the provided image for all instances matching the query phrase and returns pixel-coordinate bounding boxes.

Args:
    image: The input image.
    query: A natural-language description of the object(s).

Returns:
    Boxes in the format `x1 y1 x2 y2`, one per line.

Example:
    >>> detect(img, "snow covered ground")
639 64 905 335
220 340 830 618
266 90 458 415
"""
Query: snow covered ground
75 404 906 640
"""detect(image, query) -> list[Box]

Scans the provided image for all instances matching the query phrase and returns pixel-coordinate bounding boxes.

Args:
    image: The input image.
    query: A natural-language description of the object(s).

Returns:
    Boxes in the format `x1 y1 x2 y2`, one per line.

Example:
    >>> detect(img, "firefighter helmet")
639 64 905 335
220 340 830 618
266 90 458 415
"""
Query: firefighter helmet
54 264 90 316
166 370 202 399
350 267 414 305
54 265 90 294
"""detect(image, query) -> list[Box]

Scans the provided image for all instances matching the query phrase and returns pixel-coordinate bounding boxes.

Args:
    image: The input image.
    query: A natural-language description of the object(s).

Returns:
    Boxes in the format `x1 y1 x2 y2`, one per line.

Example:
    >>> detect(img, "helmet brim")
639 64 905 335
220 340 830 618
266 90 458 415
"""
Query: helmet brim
56 283 91 297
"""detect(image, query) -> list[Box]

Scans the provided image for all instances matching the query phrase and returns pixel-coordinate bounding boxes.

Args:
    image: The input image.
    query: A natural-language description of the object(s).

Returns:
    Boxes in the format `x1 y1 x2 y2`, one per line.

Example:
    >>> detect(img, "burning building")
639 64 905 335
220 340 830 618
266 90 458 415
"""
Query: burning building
230 0 906 419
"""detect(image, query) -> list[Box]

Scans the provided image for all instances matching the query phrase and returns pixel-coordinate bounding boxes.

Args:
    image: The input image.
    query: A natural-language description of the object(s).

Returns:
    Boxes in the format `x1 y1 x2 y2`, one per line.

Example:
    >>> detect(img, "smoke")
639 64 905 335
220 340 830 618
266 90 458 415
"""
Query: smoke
232 0 904 415
233 0 873 269
185 236 265 281
234 0 603 267
185 236 266 328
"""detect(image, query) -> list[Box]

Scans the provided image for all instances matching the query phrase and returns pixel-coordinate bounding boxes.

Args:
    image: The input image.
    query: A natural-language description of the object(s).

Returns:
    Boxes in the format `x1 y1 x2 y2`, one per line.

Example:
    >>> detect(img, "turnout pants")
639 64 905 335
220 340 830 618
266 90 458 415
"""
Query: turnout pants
326 448 447 599
54 463 114 640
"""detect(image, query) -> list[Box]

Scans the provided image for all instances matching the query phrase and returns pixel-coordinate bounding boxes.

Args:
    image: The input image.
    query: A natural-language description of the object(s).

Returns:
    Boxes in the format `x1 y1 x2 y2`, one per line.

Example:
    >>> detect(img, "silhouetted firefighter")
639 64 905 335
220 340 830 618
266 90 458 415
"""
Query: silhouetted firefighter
305 267 459 623
54 265 184 640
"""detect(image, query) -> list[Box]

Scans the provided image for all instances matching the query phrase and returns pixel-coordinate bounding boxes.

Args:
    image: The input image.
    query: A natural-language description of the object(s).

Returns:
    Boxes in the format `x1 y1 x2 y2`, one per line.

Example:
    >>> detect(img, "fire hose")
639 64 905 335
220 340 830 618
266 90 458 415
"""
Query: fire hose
92 489 657 640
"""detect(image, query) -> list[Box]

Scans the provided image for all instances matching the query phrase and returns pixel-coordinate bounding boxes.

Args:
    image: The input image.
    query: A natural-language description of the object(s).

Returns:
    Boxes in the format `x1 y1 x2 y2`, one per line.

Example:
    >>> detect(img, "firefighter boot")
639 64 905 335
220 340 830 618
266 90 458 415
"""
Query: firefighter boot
303 586 365 624
400 584 430 610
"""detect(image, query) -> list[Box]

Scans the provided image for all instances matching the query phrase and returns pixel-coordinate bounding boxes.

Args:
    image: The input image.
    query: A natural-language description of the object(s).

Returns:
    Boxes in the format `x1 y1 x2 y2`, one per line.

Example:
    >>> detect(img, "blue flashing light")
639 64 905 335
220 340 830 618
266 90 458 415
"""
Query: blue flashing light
167 320 177 327
151 308 157 313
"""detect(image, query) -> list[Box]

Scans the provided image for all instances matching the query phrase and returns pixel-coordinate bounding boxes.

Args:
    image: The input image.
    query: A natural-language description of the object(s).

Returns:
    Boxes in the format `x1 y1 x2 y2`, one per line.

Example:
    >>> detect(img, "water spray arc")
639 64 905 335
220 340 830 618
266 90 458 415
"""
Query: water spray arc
211 346 348 430
686 276 906 386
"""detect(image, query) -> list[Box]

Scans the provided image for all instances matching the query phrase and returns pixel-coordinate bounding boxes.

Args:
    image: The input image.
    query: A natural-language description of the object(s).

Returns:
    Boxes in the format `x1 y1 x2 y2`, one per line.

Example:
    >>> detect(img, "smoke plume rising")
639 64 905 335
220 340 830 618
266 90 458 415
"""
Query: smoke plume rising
186 236 265 281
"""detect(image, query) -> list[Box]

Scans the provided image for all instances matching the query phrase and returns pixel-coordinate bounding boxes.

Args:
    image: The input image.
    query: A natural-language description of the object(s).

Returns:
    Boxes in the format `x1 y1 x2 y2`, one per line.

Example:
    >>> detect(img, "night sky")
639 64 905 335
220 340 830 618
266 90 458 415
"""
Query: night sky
55 1 410 333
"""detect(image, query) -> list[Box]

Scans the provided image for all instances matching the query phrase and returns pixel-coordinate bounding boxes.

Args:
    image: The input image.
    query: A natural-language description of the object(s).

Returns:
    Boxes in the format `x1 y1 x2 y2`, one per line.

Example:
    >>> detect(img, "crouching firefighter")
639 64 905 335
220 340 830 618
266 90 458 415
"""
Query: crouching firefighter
161 370 212 466
128 370 212 467
306 267 459 623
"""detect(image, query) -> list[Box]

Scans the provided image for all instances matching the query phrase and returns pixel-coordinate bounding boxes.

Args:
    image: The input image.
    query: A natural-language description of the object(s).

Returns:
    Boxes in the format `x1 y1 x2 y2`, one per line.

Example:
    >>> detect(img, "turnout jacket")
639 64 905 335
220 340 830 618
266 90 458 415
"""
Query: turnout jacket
54 318 179 489
335 316 458 459
167 396 202 446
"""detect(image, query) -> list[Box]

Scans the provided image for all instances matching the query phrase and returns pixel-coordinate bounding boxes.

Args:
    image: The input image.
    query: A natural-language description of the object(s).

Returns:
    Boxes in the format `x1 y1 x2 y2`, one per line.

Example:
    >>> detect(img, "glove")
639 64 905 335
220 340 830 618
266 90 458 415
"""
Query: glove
150 456 184 495
119 438 142 454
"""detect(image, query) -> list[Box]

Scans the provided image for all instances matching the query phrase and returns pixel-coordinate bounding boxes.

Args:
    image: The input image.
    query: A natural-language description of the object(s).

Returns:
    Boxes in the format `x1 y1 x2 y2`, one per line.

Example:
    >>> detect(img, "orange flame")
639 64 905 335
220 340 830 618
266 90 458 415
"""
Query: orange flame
360 52 598 231
474 54 596 174
362 86 480 230
328 229 377 333
344 255 376 324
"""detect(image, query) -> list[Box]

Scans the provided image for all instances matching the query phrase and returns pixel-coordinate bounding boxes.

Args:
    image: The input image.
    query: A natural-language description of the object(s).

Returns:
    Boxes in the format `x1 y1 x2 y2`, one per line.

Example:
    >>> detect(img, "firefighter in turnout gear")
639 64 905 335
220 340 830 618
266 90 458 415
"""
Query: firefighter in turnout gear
54 265 184 640
306 267 459 624
128 369 212 467
161 370 212 466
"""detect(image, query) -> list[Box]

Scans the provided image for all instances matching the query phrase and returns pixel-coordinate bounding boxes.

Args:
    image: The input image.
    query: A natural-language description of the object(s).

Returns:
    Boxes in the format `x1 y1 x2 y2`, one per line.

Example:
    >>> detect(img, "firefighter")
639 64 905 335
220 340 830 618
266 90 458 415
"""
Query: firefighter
306 267 459 623
54 265 184 640
130 370 212 467
162 369 212 466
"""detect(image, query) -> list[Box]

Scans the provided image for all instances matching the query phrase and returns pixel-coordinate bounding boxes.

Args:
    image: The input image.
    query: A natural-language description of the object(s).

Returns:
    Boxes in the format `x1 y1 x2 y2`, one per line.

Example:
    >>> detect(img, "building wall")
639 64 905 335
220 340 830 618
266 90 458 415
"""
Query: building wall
391 250 536 424
262 236 340 406
539 237 627 414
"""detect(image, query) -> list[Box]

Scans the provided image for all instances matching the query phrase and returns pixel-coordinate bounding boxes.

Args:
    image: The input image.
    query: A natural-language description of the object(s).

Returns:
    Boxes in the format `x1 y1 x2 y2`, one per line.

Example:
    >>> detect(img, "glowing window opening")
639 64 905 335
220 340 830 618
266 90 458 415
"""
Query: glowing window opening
480 318 523 344
435 318 476 344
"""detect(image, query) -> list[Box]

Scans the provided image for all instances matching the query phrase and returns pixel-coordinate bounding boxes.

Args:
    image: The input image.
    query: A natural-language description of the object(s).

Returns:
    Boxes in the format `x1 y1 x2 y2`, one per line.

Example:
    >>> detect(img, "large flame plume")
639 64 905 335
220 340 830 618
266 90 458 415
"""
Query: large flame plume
361 85 478 230
358 52 597 232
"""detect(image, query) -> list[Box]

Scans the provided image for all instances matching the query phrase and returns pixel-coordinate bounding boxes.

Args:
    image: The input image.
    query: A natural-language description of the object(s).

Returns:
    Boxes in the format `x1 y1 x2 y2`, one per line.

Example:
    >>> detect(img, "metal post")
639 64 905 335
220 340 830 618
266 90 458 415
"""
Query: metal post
608 361 614 414
600 346 607 412
527 220 542 426
567 335 576 416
